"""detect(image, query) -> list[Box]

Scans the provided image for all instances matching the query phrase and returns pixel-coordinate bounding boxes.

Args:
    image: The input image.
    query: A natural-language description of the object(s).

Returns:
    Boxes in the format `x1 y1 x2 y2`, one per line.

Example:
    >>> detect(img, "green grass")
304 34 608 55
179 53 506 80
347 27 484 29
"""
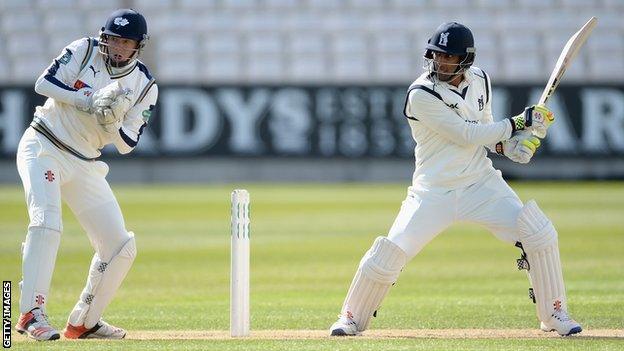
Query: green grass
1 182 623 350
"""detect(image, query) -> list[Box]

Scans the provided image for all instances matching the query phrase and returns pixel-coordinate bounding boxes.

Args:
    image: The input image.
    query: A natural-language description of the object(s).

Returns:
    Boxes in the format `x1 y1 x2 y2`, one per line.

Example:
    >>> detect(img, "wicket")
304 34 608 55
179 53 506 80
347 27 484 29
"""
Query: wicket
230 189 250 337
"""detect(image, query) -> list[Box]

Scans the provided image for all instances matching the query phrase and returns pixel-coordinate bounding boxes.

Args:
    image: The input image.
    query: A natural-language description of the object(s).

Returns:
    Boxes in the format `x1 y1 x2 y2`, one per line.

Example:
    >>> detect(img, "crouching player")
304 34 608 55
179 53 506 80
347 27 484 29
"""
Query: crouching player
15 9 157 340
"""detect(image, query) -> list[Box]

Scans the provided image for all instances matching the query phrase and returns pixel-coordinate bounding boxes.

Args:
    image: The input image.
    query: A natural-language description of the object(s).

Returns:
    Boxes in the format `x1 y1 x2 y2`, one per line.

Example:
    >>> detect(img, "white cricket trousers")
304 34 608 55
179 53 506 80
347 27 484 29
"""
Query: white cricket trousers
387 171 524 259
16 127 131 313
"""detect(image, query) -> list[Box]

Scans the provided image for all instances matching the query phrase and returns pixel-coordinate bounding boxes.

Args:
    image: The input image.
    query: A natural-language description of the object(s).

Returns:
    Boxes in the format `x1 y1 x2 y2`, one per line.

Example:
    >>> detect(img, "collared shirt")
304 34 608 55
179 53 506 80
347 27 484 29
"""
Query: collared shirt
403 67 512 190
33 37 158 159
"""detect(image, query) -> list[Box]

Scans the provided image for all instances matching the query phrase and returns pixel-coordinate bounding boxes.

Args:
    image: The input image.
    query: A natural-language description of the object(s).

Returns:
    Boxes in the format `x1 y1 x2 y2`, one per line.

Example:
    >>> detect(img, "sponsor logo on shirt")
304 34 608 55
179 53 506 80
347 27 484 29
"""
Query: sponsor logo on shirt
89 65 100 77
142 109 152 121
73 80 91 90
44 170 55 182
58 50 72 64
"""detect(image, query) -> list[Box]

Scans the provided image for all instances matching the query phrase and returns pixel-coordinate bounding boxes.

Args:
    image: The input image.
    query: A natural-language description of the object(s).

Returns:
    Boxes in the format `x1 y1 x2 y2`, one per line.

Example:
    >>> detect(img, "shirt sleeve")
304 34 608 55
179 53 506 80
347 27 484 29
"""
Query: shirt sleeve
477 70 503 153
481 70 494 124
405 87 512 147
34 38 90 106
112 83 158 154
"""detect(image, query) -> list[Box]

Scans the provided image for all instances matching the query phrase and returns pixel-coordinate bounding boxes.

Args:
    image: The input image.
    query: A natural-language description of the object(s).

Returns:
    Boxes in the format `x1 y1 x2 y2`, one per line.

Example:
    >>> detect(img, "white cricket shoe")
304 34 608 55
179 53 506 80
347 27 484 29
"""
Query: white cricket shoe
539 309 582 336
64 319 126 339
330 314 359 336
15 308 60 341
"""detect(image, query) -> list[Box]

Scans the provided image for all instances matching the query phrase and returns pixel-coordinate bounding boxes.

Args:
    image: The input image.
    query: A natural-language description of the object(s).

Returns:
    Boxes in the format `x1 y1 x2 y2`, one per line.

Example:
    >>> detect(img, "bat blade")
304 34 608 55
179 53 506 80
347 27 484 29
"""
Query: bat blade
538 17 597 106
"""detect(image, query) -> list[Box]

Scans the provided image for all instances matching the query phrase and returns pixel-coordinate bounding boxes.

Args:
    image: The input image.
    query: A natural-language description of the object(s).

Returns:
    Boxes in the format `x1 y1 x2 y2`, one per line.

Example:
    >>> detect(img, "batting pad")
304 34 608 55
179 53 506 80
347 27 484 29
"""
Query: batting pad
517 200 567 322
341 236 407 331
19 227 61 313
68 233 136 328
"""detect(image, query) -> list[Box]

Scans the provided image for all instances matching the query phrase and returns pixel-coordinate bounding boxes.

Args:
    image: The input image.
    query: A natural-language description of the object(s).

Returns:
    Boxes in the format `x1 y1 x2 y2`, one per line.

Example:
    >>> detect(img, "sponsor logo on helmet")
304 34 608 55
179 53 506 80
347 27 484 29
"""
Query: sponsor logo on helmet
113 17 130 26
439 32 449 46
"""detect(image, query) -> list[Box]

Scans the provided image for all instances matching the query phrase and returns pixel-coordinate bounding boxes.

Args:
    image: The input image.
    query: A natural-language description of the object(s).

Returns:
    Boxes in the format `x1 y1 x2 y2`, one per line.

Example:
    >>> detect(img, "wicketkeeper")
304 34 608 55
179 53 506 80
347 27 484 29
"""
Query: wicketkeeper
330 22 581 337
15 9 157 340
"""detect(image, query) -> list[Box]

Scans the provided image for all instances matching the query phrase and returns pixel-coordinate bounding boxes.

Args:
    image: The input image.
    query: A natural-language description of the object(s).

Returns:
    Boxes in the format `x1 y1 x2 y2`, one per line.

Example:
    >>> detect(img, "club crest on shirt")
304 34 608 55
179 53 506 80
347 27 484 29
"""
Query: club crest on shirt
478 95 484 111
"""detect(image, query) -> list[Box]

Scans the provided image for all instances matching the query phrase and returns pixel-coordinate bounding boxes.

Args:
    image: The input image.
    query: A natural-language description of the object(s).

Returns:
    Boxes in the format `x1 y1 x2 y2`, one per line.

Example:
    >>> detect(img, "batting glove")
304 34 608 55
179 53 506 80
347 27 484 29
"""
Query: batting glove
496 131 542 164
509 104 555 138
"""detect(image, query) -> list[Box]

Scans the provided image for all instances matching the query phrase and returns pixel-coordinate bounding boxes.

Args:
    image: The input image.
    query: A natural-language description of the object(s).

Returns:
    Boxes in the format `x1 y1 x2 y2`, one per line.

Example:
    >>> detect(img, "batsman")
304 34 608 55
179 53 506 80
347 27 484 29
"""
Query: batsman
15 9 157 340
330 22 582 337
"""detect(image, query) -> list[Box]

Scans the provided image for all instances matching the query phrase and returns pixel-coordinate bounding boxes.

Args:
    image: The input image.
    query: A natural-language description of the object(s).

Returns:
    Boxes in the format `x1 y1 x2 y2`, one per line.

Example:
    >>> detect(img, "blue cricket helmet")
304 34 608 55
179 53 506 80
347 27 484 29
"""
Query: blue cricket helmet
99 9 149 67
424 22 476 72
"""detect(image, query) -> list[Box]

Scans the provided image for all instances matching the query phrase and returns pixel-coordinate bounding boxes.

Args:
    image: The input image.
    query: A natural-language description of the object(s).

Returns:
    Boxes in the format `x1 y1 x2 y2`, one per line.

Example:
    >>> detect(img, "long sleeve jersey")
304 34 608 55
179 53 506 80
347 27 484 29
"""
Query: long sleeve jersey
403 67 513 189
32 37 158 159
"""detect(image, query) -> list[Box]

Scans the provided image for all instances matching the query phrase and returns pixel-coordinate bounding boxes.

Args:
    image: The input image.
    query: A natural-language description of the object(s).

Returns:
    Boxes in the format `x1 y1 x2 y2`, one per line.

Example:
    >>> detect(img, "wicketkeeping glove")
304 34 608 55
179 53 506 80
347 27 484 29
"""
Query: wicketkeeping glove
74 87 95 113
496 131 542 164
92 81 128 111
95 91 132 134
509 104 555 138
74 81 130 116
89 81 132 133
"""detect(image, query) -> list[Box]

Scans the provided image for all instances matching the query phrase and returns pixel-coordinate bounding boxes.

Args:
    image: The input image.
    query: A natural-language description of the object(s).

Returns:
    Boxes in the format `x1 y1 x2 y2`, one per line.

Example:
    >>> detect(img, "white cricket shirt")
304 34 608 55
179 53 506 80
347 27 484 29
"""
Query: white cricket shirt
403 67 513 189
32 37 158 159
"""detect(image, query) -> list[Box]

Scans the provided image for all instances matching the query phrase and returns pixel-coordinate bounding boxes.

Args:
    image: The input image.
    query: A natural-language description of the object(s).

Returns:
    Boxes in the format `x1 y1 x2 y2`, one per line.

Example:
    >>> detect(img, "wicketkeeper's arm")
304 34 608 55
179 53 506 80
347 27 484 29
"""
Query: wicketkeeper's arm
111 84 158 155
34 39 92 109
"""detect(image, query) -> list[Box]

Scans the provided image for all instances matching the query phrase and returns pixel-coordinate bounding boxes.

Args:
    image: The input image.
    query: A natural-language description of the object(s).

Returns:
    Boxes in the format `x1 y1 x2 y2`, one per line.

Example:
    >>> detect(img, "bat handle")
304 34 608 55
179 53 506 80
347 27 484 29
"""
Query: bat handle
538 92 549 106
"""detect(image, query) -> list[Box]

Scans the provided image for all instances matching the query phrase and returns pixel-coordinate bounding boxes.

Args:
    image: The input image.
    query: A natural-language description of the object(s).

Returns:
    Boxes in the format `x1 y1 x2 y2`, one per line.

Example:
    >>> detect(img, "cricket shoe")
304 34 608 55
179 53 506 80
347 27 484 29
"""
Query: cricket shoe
539 309 582 336
330 314 359 336
15 308 60 341
64 319 126 339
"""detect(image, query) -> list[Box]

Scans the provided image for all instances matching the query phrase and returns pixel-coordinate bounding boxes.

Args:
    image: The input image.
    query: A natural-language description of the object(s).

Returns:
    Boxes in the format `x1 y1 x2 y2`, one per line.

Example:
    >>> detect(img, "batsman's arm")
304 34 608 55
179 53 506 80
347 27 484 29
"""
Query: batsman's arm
406 89 512 146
